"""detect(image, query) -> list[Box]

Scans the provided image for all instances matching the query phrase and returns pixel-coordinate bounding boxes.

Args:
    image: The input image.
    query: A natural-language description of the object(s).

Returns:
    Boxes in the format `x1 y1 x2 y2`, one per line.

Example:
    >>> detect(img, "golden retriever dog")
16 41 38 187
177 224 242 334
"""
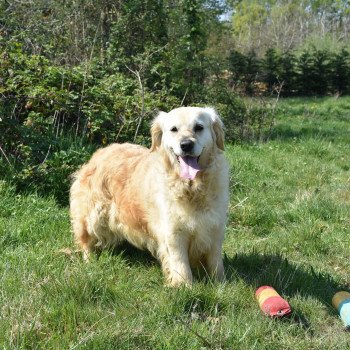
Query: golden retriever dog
70 107 229 286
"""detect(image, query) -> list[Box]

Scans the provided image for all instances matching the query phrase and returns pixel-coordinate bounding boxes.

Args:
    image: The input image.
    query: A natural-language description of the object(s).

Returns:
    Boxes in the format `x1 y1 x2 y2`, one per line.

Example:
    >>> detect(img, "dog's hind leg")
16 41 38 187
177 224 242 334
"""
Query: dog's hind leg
72 217 96 261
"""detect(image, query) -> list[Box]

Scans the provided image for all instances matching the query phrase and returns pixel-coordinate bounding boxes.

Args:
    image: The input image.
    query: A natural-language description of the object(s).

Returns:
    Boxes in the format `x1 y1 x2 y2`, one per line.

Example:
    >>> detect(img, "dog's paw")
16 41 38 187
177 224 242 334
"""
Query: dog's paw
165 273 193 288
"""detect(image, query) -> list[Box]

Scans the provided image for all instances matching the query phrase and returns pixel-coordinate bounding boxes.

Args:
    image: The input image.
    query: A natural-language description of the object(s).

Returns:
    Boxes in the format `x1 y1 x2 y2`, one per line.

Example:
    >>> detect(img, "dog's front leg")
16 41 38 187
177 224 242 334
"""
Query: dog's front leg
160 234 192 287
205 229 225 281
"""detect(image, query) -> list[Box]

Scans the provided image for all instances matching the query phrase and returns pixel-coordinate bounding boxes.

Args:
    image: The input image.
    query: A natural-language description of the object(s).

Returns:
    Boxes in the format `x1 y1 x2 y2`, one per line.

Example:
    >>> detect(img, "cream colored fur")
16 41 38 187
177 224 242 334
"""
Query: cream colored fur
70 107 229 286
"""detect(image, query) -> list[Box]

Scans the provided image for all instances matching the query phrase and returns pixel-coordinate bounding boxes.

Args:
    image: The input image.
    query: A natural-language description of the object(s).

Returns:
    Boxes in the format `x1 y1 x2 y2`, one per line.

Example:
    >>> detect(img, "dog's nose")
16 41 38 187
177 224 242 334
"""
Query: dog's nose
180 139 194 153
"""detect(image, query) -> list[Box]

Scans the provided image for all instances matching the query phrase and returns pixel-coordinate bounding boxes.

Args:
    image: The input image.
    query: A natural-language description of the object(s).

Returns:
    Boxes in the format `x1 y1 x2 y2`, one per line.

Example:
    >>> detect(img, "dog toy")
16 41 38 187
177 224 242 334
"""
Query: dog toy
332 291 350 329
256 286 292 317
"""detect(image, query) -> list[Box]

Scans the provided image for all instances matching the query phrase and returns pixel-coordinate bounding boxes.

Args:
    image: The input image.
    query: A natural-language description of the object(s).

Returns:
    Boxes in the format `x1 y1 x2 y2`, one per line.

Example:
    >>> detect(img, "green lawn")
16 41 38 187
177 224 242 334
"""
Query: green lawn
1 97 350 349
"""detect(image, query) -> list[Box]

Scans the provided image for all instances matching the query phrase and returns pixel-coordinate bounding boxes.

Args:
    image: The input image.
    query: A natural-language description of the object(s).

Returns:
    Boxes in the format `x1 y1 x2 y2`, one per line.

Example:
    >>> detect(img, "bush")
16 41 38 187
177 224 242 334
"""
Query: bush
227 46 350 96
0 41 180 204
0 40 282 204
200 76 277 142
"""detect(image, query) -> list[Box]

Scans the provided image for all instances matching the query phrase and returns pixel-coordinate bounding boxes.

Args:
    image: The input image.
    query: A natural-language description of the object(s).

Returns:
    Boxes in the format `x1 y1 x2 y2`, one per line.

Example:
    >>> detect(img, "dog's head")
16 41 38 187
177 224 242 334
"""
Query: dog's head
150 107 225 180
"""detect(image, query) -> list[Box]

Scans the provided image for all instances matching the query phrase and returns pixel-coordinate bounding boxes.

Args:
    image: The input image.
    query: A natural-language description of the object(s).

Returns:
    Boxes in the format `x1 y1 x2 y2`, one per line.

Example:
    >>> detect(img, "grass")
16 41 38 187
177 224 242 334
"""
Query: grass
1 96 350 349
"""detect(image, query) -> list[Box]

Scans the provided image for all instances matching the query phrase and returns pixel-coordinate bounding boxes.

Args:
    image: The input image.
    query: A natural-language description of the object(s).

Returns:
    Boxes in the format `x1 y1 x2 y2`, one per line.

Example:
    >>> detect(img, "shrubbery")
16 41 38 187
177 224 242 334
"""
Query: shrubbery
1 40 277 204
0 42 179 203
3 0 345 204
229 47 350 96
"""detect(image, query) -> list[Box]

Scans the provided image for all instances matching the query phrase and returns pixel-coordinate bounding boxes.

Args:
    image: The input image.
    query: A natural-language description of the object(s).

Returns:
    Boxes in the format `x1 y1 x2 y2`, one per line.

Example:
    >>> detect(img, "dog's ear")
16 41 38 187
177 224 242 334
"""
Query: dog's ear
205 107 225 151
150 111 167 152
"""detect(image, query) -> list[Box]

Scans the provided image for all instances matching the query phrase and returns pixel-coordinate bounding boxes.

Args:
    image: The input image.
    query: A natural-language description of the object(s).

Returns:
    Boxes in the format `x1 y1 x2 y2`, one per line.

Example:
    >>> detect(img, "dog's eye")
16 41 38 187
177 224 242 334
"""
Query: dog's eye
170 126 178 132
194 124 204 132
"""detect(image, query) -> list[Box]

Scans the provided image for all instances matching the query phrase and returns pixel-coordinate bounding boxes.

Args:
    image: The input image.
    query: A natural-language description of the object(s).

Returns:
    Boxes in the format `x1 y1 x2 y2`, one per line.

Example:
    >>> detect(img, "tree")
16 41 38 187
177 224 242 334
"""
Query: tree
330 48 350 94
108 0 168 60
262 48 281 93
0 0 119 64
310 48 330 95
228 49 248 86
296 50 314 95
244 50 260 95
231 0 350 57
166 0 210 103
280 51 297 96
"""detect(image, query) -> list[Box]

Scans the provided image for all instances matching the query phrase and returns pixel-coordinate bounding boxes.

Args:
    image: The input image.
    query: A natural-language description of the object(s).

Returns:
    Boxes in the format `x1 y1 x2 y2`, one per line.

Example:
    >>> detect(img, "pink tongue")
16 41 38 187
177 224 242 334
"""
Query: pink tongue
179 156 201 180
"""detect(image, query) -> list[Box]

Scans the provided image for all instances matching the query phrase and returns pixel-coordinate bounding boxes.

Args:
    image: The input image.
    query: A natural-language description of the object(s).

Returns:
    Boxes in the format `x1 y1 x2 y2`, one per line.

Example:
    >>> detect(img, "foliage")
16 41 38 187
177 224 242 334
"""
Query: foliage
2 36 267 204
0 41 180 204
202 75 276 142
279 51 298 95
330 48 350 94
228 46 350 96
2 0 350 205
231 0 350 56
262 48 281 92
228 50 261 95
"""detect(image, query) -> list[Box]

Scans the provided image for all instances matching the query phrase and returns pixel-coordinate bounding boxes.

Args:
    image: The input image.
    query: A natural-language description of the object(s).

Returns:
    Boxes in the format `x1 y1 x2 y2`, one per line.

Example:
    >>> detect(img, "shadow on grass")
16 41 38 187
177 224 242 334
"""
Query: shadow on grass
107 241 158 267
224 251 346 328
95 241 345 330
106 244 345 306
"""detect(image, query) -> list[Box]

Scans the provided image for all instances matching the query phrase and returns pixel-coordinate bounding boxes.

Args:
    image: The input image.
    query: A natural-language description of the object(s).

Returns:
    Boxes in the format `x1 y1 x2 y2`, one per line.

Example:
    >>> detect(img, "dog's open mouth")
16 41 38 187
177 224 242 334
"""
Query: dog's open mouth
177 155 201 180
